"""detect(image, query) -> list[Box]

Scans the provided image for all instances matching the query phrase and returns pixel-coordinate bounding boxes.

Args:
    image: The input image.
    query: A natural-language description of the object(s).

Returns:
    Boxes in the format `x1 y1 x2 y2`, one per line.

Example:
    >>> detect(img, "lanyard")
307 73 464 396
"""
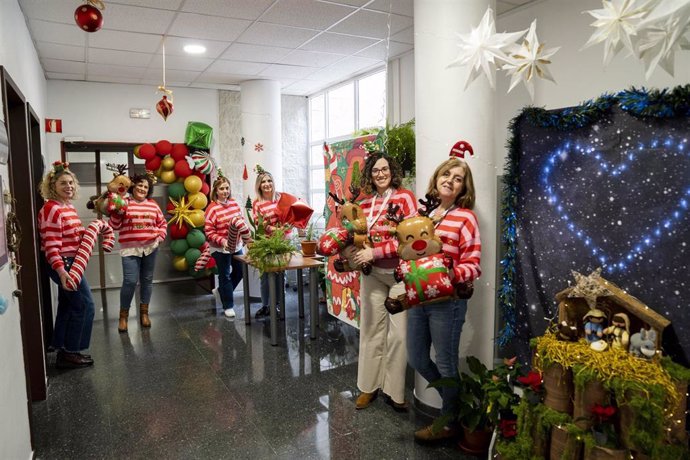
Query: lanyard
367 188 393 232
432 205 456 229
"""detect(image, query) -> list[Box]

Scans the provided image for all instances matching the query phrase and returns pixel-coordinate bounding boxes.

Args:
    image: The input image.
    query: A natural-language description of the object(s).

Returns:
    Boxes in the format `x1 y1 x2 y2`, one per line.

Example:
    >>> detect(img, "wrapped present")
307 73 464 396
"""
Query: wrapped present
276 192 313 229
185 122 213 149
396 253 454 307
317 227 351 256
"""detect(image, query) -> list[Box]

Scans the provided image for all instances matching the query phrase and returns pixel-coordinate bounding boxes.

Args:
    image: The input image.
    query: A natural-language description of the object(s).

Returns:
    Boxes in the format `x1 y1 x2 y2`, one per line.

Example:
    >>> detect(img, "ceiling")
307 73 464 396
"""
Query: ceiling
18 0 537 96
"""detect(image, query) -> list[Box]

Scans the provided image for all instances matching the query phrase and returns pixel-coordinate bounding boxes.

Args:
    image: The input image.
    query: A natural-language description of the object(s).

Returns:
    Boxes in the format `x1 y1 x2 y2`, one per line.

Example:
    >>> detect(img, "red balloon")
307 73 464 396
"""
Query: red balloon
139 143 156 160
156 140 173 156
206 257 217 269
171 143 188 162
145 156 161 171
192 171 206 181
166 202 176 214
169 224 189 240
200 182 210 196
174 160 193 178
74 4 103 33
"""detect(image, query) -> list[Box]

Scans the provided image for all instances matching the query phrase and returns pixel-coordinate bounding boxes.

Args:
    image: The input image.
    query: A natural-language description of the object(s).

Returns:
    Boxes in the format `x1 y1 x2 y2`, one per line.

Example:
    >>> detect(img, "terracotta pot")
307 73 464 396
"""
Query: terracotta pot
550 425 582 460
301 240 317 257
458 424 493 456
543 363 574 414
584 446 628 460
574 378 609 430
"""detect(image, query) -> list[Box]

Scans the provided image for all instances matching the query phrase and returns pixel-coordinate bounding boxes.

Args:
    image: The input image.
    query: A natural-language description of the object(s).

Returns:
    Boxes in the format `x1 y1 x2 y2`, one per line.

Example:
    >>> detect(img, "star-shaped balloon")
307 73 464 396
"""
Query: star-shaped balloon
635 0 690 78
447 7 526 89
503 20 560 101
568 268 614 309
167 195 195 227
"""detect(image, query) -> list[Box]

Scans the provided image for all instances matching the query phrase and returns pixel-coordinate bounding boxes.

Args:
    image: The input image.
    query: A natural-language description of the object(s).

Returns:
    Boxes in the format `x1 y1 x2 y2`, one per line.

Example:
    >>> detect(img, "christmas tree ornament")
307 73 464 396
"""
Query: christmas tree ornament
74 0 105 33
243 164 248 180
156 37 174 121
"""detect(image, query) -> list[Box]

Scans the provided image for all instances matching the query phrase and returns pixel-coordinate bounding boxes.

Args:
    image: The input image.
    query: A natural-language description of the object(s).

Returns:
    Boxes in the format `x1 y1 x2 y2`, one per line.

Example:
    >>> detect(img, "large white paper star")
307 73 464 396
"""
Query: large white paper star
635 0 690 78
503 20 560 101
567 268 614 309
447 7 526 89
582 0 654 66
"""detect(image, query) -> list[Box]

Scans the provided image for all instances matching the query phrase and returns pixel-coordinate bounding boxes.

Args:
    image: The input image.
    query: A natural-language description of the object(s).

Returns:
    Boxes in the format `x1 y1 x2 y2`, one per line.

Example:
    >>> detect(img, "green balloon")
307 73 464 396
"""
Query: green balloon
170 238 189 256
168 182 186 200
186 229 206 249
185 248 201 266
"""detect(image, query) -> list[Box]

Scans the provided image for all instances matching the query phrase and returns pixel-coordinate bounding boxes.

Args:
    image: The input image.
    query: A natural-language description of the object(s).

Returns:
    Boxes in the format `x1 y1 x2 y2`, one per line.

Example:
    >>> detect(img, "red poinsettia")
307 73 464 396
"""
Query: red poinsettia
517 370 543 392
591 404 616 423
499 418 518 439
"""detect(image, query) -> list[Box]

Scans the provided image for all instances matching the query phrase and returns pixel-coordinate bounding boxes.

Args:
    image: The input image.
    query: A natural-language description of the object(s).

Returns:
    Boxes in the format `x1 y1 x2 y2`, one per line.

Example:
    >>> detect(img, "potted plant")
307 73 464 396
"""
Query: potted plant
300 215 322 257
245 226 295 274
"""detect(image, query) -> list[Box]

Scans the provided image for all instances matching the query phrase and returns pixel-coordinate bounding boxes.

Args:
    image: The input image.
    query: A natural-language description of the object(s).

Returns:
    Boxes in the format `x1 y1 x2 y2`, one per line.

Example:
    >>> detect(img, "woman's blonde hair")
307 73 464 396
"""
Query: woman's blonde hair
254 171 276 202
39 168 80 202
211 176 231 202
425 157 475 210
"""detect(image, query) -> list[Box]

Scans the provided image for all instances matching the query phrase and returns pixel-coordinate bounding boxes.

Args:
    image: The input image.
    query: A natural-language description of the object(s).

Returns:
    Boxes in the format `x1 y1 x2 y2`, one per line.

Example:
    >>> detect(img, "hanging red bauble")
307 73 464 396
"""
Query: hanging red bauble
243 164 248 180
156 95 174 121
74 4 103 33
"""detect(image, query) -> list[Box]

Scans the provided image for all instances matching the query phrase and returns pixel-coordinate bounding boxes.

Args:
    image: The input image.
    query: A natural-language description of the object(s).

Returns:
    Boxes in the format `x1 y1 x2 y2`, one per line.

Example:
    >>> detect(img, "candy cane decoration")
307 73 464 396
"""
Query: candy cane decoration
194 241 212 272
226 216 251 253
66 220 114 290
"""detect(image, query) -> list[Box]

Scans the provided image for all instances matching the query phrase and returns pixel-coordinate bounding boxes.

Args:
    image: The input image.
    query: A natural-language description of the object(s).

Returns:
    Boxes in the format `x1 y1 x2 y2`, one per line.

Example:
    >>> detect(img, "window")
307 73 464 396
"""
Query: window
308 69 386 221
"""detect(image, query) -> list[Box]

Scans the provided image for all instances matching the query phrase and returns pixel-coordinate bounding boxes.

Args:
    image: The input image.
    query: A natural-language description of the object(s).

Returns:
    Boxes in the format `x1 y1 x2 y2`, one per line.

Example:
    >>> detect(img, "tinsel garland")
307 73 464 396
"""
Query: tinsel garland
497 84 690 348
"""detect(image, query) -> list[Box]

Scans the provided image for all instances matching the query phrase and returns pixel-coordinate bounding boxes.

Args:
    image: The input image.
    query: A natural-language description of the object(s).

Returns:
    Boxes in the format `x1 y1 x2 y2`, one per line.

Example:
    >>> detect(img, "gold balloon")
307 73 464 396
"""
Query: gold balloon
188 209 205 227
172 255 188 272
133 144 142 159
188 192 208 210
184 175 203 194
161 155 175 171
160 170 177 184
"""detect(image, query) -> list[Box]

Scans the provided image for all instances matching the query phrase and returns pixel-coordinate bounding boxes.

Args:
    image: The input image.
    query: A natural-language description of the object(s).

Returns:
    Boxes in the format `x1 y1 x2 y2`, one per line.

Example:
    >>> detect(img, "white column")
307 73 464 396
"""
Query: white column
240 79 283 300
413 0 496 410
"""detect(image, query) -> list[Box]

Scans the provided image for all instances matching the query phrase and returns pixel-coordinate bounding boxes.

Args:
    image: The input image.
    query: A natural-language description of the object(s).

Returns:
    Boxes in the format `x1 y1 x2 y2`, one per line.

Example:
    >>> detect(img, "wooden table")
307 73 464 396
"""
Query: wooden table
233 253 324 346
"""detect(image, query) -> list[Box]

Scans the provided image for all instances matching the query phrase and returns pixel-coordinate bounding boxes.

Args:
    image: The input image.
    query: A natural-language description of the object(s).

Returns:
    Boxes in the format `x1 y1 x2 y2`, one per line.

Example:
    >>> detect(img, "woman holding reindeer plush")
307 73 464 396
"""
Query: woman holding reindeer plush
109 173 167 333
351 152 417 412
408 154 481 443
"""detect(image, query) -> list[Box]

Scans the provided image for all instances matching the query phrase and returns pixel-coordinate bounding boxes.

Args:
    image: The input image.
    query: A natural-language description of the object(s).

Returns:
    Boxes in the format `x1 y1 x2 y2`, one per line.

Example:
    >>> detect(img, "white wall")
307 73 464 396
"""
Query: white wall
0 1 47 459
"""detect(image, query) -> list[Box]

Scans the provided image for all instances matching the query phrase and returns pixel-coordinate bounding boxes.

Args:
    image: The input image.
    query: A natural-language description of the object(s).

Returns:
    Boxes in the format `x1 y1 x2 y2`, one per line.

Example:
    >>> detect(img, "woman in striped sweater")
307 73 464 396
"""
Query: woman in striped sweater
38 162 95 369
109 173 167 333
205 175 251 318
251 168 288 319
351 152 417 412
409 157 481 443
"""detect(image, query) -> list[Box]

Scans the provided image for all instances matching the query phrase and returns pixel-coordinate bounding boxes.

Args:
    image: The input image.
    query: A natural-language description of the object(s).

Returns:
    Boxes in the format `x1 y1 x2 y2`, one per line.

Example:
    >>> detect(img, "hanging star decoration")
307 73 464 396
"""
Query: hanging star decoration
582 0 653 66
167 195 195 227
635 1 690 79
447 7 526 89
503 19 560 101
567 268 614 309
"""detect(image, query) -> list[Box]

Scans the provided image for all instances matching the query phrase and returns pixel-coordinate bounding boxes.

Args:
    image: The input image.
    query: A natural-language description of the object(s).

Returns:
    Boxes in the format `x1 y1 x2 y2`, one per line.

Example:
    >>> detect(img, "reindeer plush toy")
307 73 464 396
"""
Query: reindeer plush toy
87 163 130 216
384 194 455 314
317 184 372 275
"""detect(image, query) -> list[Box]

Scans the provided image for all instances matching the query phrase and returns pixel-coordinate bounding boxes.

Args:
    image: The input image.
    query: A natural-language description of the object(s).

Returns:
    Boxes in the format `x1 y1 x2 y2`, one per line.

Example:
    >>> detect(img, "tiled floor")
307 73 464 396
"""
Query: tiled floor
32 280 472 459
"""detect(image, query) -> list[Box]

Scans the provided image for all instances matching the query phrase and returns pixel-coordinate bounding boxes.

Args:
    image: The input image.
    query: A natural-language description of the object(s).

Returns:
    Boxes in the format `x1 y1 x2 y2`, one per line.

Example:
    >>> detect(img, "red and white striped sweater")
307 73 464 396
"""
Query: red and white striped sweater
252 197 280 234
205 200 250 252
38 200 85 272
109 198 167 249
359 188 417 268
434 207 482 283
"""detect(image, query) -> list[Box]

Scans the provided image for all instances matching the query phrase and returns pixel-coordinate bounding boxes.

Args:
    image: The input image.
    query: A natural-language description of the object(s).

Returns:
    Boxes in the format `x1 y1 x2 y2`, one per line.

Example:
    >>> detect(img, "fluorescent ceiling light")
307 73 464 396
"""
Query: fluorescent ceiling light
184 44 206 54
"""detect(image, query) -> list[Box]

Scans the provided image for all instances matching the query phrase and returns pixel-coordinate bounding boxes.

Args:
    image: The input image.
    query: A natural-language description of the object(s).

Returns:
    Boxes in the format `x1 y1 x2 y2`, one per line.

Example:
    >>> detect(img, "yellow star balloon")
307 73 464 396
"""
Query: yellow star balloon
568 268 614 309
167 195 195 227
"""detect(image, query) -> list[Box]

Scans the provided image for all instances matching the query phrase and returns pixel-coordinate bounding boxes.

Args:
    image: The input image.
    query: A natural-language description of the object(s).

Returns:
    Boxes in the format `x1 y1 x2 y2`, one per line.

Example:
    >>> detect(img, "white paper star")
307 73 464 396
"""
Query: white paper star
447 7 526 89
635 0 690 78
568 268 614 309
582 0 654 66
503 20 560 101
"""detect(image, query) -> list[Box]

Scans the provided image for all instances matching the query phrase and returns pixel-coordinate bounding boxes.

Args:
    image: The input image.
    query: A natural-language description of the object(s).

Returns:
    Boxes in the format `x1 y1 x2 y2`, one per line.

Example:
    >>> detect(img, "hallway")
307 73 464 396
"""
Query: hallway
31 280 465 459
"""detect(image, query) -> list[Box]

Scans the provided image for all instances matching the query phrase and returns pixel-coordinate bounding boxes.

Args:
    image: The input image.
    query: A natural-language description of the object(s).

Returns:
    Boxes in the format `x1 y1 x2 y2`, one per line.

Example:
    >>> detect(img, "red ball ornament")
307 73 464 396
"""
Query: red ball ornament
145 156 161 172
200 182 210 196
169 224 189 240
171 143 188 162
138 143 156 161
74 4 103 33
166 202 176 215
174 159 193 178
155 140 173 156
156 95 173 121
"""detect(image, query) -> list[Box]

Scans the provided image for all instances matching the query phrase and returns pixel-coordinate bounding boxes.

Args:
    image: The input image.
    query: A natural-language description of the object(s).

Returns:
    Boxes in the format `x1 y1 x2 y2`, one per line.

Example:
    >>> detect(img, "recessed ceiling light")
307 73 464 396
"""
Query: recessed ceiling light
184 44 206 55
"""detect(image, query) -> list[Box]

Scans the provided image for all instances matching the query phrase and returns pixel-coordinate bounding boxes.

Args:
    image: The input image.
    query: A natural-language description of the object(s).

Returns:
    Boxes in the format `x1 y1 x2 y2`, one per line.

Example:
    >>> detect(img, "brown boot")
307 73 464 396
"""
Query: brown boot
118 309 129 333
355 390 378 409
139 303 151 328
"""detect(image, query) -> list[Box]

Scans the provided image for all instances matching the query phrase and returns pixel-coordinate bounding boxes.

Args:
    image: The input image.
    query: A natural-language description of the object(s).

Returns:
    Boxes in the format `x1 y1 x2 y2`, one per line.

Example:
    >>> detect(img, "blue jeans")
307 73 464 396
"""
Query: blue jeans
47 258 95 352
120 249 158 310
407 298 468 416
260 272 284 307
212 249 244 311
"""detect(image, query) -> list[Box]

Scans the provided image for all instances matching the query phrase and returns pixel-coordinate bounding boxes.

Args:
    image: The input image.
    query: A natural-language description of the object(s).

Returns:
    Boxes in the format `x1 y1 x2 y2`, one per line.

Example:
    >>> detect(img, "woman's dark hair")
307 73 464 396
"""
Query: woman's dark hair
360 152 403 195
128 174 154 198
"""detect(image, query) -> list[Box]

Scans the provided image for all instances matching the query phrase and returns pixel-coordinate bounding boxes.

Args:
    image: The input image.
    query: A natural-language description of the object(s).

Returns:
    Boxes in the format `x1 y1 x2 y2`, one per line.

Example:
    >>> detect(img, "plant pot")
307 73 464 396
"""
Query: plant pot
574 378 609 430
458 424 493 456
584 446 628 460
300 240 317 257
543 363 574 414
265 252 292 269
550 425 582 460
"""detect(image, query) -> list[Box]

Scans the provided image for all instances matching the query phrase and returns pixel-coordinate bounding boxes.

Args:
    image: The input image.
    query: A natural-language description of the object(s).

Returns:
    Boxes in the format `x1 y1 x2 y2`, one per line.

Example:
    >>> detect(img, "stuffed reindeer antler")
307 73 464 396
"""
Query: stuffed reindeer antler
386 203 404 224
348 184 361 203
328 192 345 206
106 163 128 177
418 194 441 217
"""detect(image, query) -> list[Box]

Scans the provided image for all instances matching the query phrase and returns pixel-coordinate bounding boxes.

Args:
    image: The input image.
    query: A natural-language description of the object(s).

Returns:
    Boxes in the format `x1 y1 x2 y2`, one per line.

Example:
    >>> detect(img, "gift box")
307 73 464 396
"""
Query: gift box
317 227 351 256
185 122 213 149
276 192 313 229
396 253 454 307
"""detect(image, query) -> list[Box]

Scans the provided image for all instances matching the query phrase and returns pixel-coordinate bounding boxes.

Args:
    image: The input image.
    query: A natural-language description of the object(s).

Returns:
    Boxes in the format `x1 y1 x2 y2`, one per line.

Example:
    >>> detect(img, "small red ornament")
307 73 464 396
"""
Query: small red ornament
243 165 248 180
156 95 174 121
450 140 474 159
74 4 103 33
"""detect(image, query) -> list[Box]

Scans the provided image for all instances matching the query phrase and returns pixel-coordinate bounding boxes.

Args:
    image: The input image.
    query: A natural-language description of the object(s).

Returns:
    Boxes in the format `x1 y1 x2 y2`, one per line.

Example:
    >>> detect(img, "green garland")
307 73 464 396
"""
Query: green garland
498 84 690 347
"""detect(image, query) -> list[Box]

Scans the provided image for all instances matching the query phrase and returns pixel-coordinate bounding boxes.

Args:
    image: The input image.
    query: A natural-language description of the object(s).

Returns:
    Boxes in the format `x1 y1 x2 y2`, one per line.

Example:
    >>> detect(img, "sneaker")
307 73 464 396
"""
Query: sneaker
212 288 221 306
414 424 459 443
255 306 270 319
224 308 236 318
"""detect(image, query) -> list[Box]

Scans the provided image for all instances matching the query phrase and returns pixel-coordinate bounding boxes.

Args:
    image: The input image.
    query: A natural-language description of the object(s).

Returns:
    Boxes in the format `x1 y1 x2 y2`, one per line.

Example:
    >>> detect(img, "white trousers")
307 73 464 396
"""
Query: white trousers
357 266 408 404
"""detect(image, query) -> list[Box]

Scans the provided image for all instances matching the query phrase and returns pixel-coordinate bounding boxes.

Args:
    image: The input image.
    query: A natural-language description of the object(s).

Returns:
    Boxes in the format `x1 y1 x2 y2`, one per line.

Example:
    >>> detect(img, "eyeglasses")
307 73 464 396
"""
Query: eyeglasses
372 166 390 176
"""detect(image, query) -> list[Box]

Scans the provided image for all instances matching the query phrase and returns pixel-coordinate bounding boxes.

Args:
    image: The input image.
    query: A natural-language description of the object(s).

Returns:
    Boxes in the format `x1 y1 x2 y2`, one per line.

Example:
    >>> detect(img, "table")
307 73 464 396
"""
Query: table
233 253 324 346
